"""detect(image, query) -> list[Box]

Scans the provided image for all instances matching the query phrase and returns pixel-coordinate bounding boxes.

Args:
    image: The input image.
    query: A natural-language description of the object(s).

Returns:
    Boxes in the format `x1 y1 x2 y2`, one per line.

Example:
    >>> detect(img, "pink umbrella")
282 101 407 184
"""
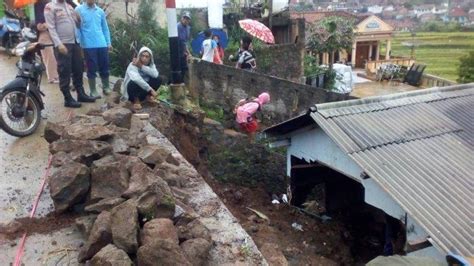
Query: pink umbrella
238 19 275 44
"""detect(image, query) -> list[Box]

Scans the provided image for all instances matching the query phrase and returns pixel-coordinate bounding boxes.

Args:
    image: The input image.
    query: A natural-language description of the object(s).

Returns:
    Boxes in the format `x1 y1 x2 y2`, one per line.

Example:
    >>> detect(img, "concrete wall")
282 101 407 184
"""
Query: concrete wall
189 59 348 126
256 43 304 82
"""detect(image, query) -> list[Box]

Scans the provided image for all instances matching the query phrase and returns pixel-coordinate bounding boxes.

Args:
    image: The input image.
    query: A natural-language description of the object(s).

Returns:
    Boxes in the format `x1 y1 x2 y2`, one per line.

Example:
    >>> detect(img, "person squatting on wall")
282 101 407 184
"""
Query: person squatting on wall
120 46 162 111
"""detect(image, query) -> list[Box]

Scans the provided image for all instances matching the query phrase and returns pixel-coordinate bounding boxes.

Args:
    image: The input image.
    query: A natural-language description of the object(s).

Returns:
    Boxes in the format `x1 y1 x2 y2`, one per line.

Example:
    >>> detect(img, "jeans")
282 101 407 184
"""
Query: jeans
83 47 110 79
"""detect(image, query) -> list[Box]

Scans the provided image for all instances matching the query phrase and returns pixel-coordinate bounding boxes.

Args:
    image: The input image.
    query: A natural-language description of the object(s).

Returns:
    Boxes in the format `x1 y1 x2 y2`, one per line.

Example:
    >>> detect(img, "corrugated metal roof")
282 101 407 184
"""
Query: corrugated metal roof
312 84 474 257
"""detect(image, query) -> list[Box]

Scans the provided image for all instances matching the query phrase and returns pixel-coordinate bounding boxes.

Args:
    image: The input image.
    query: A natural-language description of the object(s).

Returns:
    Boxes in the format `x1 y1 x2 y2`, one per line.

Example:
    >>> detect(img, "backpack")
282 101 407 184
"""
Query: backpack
234 98 261 123
239 50 256 70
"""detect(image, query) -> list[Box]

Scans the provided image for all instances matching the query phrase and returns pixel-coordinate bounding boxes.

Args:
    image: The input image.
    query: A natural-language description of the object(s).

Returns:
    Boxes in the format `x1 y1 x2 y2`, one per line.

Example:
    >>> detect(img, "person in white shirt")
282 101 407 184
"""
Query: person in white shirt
201 29 220 63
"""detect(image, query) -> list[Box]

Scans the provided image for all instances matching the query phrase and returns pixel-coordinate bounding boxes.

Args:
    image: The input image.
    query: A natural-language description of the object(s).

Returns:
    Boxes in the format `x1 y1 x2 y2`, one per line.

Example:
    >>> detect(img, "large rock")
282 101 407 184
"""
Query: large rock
44 121 68 143
110 200 139 254
102 107 132 129
75 215 97 236
180 238 212 266
136 189 175 220
90 244 133 266
137 239 191 266
49 162 90 213
85 197 126 214
90 155 130 201
137 145 171 166
63 122 114 140
109 136 130 154
121 162 155 198
178 219 212 243
49 139 112 166
140 218 179 246
51 151 74 167
78 211 112 262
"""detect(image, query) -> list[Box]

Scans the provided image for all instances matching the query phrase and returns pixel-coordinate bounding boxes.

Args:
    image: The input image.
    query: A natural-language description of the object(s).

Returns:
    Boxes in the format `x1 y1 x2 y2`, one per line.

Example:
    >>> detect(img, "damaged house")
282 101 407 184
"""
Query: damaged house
264 84 473 262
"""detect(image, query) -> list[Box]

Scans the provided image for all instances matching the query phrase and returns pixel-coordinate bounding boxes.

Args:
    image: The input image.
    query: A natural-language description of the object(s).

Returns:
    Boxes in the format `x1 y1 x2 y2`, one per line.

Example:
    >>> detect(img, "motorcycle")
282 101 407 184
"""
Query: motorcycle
0 32 50 137
0 8 22 53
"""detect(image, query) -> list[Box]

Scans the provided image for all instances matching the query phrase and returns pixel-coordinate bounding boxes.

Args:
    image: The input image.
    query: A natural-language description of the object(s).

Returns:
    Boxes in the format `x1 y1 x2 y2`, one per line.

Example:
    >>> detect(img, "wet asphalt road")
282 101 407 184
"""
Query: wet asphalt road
0 52 102 264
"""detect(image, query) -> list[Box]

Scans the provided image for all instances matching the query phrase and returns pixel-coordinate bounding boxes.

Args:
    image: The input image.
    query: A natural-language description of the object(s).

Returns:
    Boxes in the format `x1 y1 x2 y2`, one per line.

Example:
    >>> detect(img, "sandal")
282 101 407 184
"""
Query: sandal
145 95 158 104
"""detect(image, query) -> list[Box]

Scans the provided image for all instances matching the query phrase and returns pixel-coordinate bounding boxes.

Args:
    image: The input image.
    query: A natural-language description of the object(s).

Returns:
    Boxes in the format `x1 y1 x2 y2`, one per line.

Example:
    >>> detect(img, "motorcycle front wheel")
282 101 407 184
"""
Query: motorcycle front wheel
0 88 41 137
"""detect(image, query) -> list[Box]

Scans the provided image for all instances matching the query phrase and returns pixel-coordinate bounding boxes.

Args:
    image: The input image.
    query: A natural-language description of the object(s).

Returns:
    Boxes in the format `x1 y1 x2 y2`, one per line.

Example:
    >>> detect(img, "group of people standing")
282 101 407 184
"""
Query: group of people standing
36 0 110 108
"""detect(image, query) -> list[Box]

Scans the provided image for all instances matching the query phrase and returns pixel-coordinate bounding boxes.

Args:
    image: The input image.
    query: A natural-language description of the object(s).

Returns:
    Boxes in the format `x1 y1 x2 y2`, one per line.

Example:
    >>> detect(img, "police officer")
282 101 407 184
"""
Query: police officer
45 0 96 108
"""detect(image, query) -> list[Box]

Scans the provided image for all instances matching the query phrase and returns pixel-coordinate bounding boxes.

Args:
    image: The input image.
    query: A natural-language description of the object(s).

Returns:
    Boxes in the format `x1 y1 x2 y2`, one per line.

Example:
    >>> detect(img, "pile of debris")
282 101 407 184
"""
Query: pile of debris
43 105 265 265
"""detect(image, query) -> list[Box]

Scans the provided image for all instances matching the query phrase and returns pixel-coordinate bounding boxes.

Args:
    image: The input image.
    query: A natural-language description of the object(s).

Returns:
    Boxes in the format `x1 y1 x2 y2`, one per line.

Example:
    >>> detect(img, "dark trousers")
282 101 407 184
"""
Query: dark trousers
127 77 162 102
83 47 110 79
54 43 84 92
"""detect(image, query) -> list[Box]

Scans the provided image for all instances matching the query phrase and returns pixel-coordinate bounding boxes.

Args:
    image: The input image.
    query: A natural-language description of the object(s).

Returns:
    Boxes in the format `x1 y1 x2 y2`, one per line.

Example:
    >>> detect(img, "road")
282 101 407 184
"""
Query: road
0 52 102 265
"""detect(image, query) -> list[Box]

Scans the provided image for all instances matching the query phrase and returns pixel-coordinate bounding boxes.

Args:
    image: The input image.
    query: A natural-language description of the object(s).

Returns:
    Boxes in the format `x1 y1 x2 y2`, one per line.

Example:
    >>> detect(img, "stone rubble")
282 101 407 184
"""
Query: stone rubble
45 106 267 265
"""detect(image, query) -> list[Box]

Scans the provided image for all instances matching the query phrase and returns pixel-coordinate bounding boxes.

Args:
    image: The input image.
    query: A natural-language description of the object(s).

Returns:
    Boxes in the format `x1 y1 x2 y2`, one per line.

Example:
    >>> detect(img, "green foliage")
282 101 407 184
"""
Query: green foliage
306 16 355 67
109 0 170 80
208 144 286 194
200 104 225 123
457 51 474 83
158 85 171 101
323 68 337 91
304 54 325 77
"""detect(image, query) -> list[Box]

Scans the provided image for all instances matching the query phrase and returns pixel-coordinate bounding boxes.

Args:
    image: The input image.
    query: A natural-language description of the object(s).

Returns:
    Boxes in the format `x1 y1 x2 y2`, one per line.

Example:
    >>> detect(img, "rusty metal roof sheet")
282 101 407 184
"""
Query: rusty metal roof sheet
313 84 474 257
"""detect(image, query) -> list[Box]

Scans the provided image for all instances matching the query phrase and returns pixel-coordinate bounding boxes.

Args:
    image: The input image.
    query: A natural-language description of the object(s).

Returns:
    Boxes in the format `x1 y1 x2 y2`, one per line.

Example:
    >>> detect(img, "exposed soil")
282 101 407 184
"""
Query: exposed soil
203 178 357 265
0 213 81 241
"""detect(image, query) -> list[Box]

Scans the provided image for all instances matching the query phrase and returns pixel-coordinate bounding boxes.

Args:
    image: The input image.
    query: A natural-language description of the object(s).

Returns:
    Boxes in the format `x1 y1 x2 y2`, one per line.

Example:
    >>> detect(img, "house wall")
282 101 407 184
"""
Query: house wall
287 127 363 180
189 60 348 126
285 127 447 261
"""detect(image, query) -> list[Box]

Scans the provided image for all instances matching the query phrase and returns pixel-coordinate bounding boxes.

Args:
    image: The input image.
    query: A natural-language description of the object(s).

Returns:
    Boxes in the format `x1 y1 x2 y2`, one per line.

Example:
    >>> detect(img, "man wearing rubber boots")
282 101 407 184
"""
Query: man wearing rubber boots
45 0 96 108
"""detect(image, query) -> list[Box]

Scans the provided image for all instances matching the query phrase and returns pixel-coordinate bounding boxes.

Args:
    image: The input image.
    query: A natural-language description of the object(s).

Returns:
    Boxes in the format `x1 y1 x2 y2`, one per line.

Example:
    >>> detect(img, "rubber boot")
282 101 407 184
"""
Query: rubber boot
88 78 101 99
76 86 96 103
101 76 112 95
61 87 81 108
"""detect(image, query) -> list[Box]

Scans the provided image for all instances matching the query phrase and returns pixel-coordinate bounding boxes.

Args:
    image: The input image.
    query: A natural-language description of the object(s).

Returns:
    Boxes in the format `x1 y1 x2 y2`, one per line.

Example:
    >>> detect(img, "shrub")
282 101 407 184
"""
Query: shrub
457 51 474 83
109 0 170 81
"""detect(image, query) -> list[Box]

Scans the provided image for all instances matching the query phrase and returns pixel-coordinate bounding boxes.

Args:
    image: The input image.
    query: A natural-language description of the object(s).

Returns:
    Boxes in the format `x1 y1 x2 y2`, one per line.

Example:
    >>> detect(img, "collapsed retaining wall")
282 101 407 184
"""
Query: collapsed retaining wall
189 60 348 126
44 105 266 265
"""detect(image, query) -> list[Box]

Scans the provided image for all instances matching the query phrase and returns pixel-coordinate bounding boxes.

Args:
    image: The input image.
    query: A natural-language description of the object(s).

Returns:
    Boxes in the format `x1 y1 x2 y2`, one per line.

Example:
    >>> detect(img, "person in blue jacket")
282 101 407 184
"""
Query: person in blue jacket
76 0 112 99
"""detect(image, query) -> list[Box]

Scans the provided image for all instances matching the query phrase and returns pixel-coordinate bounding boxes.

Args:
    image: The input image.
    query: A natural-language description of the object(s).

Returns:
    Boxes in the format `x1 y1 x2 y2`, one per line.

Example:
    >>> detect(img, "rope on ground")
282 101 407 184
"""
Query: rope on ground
13 109 73 266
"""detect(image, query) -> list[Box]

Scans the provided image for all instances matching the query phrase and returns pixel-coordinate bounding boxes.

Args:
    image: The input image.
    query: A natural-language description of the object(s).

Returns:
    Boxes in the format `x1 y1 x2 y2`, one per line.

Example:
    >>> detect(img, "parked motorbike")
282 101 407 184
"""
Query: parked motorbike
0 8 22 53
0 36 50 137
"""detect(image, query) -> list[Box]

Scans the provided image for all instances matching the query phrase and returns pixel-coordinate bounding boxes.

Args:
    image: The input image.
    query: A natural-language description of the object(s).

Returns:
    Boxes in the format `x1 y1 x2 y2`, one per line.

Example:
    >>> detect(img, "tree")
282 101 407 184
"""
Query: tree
457 51 474 83
306 16 355 70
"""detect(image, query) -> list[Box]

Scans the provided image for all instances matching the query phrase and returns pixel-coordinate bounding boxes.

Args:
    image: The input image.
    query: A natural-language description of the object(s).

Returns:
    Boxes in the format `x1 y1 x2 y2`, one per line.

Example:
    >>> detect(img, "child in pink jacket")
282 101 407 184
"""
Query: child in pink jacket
234 92 270 142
